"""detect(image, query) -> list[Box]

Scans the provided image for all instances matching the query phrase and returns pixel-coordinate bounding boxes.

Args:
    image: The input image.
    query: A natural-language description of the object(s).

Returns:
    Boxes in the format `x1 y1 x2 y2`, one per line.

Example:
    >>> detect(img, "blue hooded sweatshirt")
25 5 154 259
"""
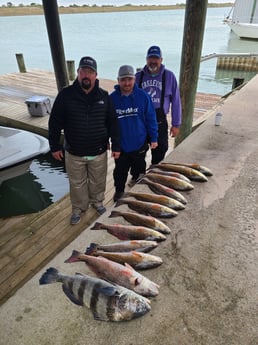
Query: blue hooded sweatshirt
110 83 158 153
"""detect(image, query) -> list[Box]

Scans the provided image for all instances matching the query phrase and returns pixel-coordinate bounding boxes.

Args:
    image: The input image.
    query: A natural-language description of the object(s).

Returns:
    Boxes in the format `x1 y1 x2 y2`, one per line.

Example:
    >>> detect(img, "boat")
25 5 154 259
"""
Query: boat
223 0 258 39
0 126 50 185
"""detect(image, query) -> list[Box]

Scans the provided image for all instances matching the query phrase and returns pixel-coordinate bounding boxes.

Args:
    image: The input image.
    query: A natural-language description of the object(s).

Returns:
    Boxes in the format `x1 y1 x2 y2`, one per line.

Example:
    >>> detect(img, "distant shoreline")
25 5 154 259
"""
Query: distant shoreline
0 4 233 17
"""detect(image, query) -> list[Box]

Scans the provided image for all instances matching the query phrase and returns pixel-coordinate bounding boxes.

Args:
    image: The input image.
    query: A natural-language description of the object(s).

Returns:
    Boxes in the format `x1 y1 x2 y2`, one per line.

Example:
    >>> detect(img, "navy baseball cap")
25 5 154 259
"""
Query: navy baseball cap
78 56 97 72
147 46 162 58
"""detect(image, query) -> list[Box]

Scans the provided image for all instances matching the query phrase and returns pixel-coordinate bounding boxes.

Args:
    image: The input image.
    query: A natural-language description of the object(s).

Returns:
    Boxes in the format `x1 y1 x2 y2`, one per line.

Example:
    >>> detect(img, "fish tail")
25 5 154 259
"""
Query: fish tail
109 210 121 218
138 177 147 184
39 267 59 285
64 250 81 263
85 243 98 255
115 199 125 208
90 222 103 230
122 192 130 198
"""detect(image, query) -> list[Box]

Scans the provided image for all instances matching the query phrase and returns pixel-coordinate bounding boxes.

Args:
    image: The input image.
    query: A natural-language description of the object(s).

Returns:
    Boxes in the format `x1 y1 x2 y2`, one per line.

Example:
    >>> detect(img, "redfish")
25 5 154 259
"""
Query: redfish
109 210 171 235
139 177 187 204
85 247 163 270
115 198 178 218
147 168 191 182
90 222 167 241
87 240 158 253
65 250 159 296
123 191 185 210
169 162 213 176
39 267 151 322
146 173 194 190
153 163 208 181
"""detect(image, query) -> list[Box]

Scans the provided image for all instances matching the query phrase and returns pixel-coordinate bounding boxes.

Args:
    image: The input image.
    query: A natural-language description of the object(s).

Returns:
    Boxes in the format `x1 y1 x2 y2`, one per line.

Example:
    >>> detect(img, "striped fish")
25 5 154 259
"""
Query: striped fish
39 267 151 322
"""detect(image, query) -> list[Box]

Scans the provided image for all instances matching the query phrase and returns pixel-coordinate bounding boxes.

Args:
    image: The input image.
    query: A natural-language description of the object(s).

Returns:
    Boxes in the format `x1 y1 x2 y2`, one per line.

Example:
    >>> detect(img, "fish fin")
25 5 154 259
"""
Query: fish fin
109 211 121 218
90 222 103 230
85 244 97 256
124 262 136 271
92 311 109 321
131 251 143 258
64 250 81 263
62 285 83 306
97 286 119 297
39 267 59 285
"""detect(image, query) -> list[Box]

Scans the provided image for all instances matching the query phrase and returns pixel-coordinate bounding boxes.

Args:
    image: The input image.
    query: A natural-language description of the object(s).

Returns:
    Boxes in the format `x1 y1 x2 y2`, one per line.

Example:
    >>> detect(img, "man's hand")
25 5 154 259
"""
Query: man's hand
51 150 63 161
112 151 120 159
150 142 158 149
170 126 180 137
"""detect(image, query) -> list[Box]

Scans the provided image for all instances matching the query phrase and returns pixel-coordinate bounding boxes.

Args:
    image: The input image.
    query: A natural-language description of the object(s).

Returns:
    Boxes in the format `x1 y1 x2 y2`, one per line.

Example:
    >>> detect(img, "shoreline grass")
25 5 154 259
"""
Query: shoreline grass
0 4 233 17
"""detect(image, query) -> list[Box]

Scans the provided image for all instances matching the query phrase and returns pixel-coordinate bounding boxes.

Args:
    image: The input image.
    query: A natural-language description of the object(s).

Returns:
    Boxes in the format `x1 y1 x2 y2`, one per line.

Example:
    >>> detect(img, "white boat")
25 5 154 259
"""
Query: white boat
224 0 258 39
0 126 50 184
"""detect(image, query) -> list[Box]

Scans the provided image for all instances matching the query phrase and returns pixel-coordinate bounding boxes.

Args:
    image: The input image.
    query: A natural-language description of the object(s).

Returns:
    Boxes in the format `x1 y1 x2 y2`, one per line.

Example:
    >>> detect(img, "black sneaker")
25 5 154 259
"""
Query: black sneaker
70 213 81 225
92 204 106 215
113 192 124 202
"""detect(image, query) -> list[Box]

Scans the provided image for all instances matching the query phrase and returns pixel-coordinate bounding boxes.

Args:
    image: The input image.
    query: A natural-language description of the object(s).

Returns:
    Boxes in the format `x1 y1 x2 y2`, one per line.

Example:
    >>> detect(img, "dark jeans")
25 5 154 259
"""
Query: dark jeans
151 118 168 164
114 142 149 192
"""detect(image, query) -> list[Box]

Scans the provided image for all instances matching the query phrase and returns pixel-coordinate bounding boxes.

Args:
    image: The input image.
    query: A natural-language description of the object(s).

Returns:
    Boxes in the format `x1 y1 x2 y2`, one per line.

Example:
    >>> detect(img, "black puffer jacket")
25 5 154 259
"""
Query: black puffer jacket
48 79 120 156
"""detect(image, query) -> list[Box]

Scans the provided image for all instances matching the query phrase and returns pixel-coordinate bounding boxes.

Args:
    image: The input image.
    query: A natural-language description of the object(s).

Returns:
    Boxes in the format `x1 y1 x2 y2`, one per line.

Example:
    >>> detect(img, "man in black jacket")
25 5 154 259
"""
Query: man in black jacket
48 56 120 225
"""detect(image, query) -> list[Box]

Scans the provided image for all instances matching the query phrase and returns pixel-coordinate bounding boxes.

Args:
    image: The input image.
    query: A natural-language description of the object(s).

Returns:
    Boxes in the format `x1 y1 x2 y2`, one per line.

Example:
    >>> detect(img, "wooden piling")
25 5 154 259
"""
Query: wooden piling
15 53 26 73
66 60 75 81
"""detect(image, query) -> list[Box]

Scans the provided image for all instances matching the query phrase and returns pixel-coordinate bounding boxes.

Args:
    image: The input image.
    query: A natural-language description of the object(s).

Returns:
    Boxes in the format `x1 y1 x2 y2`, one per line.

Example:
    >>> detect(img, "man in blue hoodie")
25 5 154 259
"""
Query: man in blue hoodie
136 46 182 165
110 65 158 202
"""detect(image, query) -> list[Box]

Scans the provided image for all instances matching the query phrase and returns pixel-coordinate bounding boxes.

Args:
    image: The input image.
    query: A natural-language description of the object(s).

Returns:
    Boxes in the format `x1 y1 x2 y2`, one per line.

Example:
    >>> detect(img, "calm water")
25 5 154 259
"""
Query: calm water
1 7 258 95
1 7 258 216
0 152 68 217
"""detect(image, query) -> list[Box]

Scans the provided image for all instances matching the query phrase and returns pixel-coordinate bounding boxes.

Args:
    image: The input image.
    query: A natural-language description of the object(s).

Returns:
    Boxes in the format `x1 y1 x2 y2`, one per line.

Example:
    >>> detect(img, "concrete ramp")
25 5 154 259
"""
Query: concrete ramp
1 75 258 345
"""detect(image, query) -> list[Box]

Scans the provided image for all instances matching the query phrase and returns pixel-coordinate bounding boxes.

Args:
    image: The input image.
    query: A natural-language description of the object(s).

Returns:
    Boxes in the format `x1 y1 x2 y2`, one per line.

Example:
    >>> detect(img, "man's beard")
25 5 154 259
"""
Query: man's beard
81 77 92 90
147 64 159 73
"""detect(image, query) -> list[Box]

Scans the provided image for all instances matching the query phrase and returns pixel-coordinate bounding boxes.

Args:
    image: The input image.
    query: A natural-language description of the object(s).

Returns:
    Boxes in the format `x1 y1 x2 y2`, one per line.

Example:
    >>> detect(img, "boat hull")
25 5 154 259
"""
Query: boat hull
0 126 50 184
225 20 258 39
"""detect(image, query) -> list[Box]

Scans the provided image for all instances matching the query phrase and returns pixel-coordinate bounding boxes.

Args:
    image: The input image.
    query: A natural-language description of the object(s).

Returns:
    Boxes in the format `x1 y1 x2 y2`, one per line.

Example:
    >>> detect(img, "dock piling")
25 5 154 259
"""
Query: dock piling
15 53 26 73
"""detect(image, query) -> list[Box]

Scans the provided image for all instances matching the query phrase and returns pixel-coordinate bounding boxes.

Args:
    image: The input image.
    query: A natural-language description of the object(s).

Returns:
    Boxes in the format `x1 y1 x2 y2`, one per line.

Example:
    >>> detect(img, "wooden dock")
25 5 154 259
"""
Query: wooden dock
0 70 222 305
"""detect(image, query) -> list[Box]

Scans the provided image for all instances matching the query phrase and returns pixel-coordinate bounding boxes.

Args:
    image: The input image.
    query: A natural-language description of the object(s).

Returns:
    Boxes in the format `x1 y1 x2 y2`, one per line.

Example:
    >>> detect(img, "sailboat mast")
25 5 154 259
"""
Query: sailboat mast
250 0 257 23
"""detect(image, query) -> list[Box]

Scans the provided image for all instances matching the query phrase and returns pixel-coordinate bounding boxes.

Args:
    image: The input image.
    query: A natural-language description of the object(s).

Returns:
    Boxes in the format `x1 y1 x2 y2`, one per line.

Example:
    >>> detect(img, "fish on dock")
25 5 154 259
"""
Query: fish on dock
85 247 163 270
115 198 178 218
147 168 191 182
90 222 167 241
86 240 158 253
39 267 151 322
144 173 194 191
153 163 208 182
139 177 187 204
109 210 171 235
168 162 213 176
122 191 185 210
65 250 159 296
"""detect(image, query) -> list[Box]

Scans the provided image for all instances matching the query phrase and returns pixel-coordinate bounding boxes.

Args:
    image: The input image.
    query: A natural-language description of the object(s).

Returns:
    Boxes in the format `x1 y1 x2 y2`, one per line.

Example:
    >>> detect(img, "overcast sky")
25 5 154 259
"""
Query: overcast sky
0 1 232 6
